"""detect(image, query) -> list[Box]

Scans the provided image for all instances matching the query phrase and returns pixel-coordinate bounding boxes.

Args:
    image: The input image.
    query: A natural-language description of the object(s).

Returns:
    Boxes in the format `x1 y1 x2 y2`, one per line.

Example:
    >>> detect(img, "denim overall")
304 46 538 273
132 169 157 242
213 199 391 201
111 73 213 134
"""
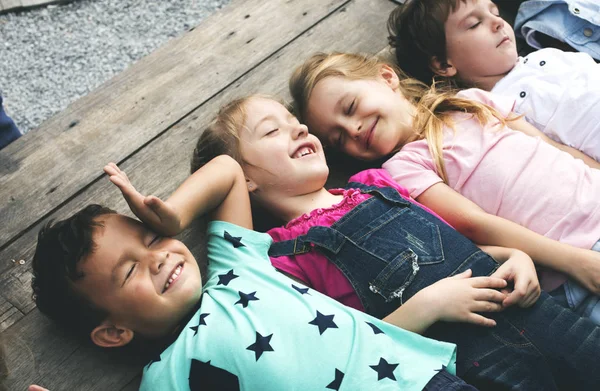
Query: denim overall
269 183 600 390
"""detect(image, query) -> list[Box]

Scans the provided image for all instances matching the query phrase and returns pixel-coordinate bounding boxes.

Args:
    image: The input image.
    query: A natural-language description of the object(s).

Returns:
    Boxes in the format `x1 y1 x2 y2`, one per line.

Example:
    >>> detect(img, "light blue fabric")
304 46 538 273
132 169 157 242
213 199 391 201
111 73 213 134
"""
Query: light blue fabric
515 0 600 60
551 239 600 325
140 221 457 391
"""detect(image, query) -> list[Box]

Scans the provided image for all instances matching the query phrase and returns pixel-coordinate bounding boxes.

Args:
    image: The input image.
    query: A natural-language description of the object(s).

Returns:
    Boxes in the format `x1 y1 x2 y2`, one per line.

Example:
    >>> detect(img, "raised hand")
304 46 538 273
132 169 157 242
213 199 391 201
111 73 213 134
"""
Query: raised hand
491 249 540 308
103 162 183 236
419 269 508 327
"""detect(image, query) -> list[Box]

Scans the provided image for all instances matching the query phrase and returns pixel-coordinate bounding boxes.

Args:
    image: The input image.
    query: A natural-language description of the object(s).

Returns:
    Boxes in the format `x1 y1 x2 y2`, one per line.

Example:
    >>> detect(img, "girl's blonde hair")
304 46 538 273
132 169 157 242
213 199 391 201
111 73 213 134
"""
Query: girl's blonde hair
289 52 510 183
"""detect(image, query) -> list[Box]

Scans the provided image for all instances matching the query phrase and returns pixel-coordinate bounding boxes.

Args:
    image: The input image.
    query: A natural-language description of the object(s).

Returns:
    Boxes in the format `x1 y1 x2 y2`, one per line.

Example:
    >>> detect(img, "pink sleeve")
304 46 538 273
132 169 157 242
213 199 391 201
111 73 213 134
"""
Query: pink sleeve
348 167 453 227
456 88 516 118
382 145 444 199
269 254 312 286
348 168 411 198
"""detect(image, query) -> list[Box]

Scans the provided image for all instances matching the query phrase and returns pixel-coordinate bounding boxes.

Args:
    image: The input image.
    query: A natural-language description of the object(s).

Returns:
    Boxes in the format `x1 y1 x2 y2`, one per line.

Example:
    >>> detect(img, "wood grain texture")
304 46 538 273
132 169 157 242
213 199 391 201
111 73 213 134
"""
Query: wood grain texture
0 0 346 252
1 0 396 389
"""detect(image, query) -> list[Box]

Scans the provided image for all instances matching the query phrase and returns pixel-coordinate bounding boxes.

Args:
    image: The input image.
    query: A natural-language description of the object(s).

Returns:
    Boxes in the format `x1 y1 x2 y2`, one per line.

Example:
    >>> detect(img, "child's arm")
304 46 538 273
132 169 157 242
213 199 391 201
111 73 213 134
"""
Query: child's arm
508 116 600 170
417 182 600 295
383 269 507 334
104 155 252 233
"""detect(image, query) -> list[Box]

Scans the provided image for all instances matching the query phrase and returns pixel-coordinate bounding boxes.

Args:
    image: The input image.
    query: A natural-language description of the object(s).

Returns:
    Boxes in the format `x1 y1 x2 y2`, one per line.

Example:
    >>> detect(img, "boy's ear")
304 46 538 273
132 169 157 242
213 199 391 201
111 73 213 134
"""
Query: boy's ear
90 321 134 348
379 65 400 90
430 56 457 77
246 177 258 193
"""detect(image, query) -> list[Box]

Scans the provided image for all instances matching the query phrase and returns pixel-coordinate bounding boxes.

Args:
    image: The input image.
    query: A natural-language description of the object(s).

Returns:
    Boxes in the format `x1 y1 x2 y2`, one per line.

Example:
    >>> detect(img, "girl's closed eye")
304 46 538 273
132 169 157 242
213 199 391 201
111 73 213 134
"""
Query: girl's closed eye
346 99 356 115
265 128 279 136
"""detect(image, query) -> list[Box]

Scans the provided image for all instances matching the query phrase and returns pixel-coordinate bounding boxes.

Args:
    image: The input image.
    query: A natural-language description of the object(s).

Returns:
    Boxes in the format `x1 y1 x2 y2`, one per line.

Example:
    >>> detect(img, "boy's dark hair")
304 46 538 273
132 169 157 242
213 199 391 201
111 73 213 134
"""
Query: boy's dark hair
387 0 463 85
31 204 116 339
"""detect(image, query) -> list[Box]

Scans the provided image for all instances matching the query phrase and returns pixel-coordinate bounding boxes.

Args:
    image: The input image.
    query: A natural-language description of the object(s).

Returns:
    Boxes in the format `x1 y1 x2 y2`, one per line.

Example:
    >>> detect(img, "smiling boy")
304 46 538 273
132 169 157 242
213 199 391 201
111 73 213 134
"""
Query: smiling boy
31 155 473 390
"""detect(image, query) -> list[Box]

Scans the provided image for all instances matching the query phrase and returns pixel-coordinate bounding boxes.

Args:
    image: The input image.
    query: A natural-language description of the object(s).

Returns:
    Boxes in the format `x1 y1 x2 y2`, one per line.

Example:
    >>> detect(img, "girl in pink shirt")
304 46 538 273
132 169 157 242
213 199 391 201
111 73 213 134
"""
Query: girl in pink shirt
291 51 600 324
188 94 600 389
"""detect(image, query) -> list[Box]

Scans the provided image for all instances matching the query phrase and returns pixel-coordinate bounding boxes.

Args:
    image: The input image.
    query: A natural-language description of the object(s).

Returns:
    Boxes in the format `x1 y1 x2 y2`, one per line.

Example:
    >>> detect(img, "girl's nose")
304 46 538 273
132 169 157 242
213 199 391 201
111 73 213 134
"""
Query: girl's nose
292 123 309 139
352 123 362 140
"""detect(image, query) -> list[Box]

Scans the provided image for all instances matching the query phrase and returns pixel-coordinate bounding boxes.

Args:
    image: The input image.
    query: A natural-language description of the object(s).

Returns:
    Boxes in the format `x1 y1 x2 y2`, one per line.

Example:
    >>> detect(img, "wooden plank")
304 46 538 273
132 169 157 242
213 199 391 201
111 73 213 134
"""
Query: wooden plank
0 0 394 315
120 374 143 391
1 309 145 391
0 0 21 12
2 0 394 389
0 0 347 254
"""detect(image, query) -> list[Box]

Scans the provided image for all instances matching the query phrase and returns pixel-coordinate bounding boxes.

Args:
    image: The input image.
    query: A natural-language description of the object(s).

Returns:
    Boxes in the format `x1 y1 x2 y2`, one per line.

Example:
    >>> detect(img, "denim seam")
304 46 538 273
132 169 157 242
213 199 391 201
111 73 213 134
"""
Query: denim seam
355 208 404 242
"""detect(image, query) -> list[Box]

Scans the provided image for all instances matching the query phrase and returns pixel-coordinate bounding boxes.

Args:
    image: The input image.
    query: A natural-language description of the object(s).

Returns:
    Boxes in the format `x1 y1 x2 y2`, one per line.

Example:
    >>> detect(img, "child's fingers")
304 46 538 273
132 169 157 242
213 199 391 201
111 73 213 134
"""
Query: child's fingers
466 313 497 328
470 276 508 289
449 269 473 279
518 283 541 308
473 287 507 304
472 299 504 313
144 196 171 216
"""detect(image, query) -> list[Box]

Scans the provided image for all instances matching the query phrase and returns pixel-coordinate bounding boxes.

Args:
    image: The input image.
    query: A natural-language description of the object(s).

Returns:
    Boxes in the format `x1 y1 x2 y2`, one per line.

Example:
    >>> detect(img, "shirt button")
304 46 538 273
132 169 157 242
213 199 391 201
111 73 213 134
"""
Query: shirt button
573 7 580 14
540 60 546 66
524 58 529 64
520 91 527 98
584 28 593 37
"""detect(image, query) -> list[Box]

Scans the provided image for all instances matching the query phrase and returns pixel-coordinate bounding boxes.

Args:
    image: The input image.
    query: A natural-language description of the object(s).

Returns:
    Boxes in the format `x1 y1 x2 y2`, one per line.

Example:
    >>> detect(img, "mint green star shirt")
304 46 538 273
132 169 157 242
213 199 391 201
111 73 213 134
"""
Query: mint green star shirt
140 221 456 391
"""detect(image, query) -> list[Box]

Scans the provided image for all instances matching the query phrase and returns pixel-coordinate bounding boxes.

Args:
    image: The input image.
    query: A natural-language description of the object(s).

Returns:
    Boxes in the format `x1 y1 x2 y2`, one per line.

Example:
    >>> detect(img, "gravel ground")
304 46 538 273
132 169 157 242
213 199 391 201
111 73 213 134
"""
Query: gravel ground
0 0 231 134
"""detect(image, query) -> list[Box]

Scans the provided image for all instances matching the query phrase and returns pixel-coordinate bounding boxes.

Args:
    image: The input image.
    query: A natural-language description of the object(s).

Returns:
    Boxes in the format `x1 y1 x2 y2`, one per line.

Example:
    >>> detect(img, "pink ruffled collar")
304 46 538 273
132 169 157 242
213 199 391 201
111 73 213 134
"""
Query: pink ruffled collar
284 188 368 229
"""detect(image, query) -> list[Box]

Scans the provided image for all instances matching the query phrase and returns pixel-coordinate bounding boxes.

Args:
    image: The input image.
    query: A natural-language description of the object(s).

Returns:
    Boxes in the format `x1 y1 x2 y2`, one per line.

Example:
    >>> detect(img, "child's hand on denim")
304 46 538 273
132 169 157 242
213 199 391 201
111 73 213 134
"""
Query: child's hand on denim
490 249 541 308
104 162 183 236
420 269 508 327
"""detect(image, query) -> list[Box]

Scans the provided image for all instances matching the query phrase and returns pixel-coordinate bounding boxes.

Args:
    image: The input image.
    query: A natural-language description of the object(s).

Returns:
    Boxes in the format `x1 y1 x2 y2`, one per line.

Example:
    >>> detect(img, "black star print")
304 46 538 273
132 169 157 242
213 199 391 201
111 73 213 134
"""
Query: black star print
224 231 245 248
366 322 384 335
326 368 345 390
189 359 240 391
292 284 310 295
435 364 448 373
246 332 275 361
146 351 162 368
217 269 239 286
235 291 259 308
189 313 210 336
370 357 399 381
309 311 338 335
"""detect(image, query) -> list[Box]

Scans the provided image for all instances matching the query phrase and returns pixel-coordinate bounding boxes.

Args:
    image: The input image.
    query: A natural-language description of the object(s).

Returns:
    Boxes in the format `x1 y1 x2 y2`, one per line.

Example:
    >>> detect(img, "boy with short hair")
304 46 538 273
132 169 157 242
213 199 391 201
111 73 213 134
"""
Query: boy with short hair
387 0 600 162
32 155 472 390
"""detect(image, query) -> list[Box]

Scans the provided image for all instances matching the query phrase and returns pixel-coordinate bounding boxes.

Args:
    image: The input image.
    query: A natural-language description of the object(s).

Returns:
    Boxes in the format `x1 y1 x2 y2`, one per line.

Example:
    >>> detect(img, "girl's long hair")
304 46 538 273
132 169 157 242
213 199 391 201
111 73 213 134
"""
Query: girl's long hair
289 52 510 183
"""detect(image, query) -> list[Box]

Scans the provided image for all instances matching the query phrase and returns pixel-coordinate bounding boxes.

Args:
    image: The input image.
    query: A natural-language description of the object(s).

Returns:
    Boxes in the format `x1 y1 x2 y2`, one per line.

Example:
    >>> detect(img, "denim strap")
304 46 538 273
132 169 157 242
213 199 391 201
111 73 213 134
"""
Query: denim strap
268 185 408 257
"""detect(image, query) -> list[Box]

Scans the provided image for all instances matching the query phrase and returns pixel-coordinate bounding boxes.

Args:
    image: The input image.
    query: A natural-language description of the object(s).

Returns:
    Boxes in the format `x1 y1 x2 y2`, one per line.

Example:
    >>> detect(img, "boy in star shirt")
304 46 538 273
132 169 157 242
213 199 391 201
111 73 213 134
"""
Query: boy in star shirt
31 155 474 390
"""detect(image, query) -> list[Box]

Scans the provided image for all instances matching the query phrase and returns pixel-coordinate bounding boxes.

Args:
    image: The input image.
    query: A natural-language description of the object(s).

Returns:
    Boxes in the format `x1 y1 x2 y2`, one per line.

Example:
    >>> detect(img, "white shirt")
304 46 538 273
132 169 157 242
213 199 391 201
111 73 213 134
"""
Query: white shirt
492 47 600 161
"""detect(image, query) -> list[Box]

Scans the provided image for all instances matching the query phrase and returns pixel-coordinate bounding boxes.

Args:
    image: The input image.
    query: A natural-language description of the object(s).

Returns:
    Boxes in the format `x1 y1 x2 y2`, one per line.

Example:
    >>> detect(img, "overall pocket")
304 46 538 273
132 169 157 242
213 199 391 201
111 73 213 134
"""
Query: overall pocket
358 206 445 303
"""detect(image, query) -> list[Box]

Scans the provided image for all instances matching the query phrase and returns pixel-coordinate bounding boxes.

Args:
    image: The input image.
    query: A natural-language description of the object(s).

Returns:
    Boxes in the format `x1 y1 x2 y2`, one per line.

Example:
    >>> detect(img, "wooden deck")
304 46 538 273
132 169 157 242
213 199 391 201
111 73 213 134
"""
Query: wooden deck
0 0 401 388
0 0 72 14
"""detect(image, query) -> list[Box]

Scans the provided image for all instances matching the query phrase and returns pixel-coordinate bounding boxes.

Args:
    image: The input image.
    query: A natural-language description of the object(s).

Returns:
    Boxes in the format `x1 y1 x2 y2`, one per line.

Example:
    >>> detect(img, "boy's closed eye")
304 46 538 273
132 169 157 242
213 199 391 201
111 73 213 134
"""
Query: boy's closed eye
123 263 137 285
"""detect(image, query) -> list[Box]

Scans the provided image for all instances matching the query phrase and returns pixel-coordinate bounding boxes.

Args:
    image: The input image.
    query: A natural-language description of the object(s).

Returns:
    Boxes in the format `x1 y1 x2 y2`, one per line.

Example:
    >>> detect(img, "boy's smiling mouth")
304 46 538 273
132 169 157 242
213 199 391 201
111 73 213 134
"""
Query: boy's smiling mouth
163 263 184 293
